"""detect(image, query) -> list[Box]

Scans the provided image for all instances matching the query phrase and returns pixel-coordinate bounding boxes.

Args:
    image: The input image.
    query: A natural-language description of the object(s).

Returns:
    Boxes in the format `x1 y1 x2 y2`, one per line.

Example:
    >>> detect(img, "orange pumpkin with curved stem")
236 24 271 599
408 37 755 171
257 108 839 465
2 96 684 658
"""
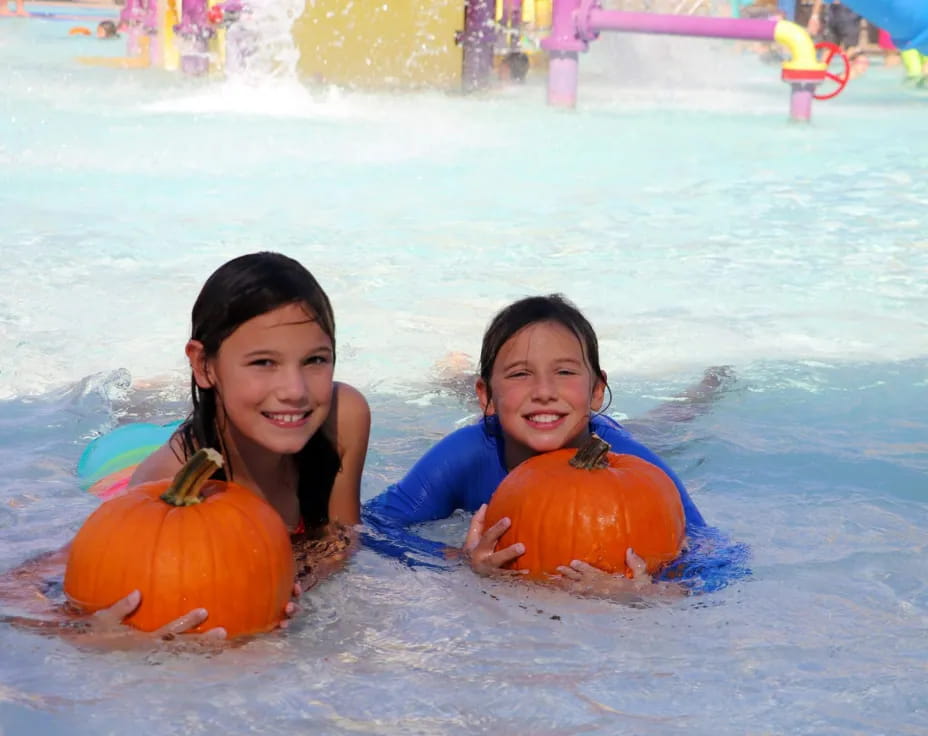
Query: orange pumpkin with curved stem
63 448 295 637
484 435 685 579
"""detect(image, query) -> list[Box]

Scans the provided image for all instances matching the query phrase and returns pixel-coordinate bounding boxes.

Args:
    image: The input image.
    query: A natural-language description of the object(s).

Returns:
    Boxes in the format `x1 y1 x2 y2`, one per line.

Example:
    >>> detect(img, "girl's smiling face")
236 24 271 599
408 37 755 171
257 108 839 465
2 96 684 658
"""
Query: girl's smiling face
189 302 335 456
477 320 605 469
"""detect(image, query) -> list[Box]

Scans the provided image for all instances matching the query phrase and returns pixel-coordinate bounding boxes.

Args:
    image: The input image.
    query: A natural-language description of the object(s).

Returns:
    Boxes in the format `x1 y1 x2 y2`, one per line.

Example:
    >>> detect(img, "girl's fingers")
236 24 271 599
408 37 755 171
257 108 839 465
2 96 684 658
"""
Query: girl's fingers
626 548 649 579
463 504 488 551
154 608 208 639
480 516 511 546
569 560 598 574
94 590 141 623
488 541 524 568
556 565 582 580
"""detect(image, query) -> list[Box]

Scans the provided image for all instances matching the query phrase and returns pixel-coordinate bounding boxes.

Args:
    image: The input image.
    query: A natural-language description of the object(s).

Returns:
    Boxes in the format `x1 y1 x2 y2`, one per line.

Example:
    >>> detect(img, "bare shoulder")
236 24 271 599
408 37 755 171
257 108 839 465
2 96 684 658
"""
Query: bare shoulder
324 382 371 455
334 382 370 422
128 434 186 488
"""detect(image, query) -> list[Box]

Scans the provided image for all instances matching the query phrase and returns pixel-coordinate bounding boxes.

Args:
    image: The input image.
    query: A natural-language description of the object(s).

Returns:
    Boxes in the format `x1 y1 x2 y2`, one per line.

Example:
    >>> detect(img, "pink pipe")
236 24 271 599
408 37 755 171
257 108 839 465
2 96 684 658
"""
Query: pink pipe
584 11 778 42
789 83 815 122
541 0 585 107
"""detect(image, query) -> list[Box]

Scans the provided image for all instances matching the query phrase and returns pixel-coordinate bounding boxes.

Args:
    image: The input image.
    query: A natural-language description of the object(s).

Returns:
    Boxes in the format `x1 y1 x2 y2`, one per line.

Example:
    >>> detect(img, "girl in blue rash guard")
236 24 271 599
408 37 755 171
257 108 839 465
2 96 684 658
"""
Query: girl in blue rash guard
363 294 749 595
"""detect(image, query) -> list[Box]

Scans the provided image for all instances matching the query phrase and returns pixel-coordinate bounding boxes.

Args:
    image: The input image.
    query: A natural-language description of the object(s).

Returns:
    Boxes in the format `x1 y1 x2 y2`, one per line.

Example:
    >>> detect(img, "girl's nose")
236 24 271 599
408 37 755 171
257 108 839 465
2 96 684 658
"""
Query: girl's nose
531 373 558 401
277 366 309 402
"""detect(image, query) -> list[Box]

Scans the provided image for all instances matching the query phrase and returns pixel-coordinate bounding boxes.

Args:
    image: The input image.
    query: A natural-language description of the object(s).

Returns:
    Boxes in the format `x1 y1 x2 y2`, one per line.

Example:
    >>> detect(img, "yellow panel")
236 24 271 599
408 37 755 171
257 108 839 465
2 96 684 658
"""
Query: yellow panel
293 0 464 89
161 0 179 71
533 0 551 29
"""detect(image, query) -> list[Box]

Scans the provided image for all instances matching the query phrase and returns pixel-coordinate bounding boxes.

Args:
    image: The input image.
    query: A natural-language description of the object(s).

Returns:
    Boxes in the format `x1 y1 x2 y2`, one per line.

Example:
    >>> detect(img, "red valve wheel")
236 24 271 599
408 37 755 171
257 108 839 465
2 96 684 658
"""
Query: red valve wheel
207 5 224 24
814 41 850 100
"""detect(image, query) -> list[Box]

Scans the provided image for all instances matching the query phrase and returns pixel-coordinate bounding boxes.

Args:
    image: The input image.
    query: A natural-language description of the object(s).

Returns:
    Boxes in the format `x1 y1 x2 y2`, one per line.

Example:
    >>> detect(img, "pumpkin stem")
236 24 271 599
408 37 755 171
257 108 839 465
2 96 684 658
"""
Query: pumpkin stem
160 448 223 506
569 434 611 470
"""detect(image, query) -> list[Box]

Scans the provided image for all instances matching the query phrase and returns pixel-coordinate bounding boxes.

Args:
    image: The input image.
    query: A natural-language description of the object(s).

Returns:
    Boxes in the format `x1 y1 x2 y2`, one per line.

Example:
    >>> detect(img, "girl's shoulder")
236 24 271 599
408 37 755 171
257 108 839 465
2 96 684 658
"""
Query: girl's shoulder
590 414 631 440
333 381 369 413
322 382 372 457
329 382 371 427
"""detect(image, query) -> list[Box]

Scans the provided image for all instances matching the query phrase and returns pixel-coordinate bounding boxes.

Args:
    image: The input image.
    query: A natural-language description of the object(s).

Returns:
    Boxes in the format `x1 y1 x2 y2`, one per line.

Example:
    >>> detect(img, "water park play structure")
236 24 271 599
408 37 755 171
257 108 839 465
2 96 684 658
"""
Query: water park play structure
74 0 928 118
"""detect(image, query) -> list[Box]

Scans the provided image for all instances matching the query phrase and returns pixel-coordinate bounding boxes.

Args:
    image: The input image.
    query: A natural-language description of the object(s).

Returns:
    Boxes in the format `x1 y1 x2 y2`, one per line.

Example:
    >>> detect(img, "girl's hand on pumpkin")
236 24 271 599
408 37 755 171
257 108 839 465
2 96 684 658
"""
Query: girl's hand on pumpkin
462 504 527 577
64 590 227 648
555 549 685 601
278 594 299 629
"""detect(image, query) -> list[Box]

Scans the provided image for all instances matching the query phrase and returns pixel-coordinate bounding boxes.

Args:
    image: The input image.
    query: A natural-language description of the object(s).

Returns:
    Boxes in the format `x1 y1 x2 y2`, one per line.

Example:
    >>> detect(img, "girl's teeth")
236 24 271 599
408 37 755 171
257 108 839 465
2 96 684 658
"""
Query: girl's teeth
266 413 305 423
529 414 560 423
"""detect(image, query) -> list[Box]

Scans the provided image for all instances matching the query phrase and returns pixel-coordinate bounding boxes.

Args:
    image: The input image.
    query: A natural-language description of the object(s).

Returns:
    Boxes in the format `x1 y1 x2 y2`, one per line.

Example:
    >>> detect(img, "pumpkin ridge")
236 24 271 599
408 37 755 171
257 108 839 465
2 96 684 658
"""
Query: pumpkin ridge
200 491 253 631
74 492 150 610
534 470 553 574
147 500 184 631
68 497 121 608
219 488 286 632
199 500 222 634
175 501 201 630
125 494 170 625
567 476 578 571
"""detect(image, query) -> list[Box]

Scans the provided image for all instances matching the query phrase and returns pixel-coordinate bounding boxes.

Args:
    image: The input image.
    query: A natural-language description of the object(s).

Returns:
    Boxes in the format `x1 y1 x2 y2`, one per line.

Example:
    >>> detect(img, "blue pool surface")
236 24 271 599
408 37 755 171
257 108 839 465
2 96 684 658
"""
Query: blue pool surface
1 7 927 734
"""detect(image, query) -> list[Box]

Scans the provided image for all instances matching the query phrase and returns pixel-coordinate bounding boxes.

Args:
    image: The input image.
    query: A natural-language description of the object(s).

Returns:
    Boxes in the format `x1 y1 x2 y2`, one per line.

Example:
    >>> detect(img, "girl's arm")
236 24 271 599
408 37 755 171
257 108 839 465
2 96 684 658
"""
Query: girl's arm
0 435 228 643
0 545 71 620
362 425 494 565
326 382 371 526
291 383 369 593
0 544 224 645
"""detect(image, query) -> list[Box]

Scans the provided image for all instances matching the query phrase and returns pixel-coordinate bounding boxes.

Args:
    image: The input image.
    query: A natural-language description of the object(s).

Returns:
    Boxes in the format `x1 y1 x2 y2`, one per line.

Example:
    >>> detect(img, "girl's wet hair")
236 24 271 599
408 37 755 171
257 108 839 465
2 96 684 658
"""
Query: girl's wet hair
97 20 118 37
178 251 340 530
479 294 611 412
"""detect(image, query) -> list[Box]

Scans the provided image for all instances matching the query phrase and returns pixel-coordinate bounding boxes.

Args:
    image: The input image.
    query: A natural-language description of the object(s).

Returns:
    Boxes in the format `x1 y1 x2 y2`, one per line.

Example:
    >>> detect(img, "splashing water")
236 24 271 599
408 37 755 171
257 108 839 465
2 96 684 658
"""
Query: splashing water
225 0 306 79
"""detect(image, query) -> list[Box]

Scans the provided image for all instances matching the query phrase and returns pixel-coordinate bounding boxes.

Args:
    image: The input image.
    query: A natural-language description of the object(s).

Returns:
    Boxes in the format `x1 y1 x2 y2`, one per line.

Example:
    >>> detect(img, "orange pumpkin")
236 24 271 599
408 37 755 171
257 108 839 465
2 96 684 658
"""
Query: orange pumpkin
63 448 295 637
484 435 685 579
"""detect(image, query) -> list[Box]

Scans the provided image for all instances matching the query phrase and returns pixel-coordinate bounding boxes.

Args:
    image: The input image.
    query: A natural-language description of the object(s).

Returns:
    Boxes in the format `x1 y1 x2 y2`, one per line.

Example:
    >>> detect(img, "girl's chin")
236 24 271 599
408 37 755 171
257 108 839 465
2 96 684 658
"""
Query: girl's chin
253 431 314 455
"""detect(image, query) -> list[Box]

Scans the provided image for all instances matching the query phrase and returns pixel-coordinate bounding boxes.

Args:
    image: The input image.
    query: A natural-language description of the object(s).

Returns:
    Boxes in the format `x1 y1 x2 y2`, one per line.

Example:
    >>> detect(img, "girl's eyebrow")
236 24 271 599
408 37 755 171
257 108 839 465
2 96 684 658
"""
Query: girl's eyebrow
270 317 317 328
307 346 334 355
500 356 582 371
243 349 282 359
242 344 333 359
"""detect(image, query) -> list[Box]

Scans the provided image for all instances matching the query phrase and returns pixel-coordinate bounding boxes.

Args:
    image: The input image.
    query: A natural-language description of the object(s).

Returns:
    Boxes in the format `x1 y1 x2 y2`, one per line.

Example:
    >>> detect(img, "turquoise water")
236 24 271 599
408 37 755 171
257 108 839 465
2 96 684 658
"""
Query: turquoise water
2 6 927 733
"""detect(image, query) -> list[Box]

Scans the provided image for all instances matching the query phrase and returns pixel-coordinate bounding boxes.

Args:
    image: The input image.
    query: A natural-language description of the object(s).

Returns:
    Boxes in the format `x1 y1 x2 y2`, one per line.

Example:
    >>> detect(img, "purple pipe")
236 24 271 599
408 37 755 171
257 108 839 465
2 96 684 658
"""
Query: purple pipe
176 0 211 76
461 0 496 92
542 1 817 118
501 0 522 51
583 11 778 42
501 0 520 28
119 0 144 58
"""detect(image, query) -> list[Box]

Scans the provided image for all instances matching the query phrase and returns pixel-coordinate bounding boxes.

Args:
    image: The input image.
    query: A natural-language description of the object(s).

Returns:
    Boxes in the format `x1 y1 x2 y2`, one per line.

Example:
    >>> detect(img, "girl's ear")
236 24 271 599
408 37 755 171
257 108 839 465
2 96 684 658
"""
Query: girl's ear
591 370 607 412
185 340 214 390
475 377 496 415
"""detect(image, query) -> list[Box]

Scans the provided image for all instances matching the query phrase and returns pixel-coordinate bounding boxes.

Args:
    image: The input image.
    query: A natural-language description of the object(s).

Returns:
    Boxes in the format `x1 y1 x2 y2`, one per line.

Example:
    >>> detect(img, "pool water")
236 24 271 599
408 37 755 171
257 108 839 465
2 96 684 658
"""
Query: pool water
1 5 927 733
